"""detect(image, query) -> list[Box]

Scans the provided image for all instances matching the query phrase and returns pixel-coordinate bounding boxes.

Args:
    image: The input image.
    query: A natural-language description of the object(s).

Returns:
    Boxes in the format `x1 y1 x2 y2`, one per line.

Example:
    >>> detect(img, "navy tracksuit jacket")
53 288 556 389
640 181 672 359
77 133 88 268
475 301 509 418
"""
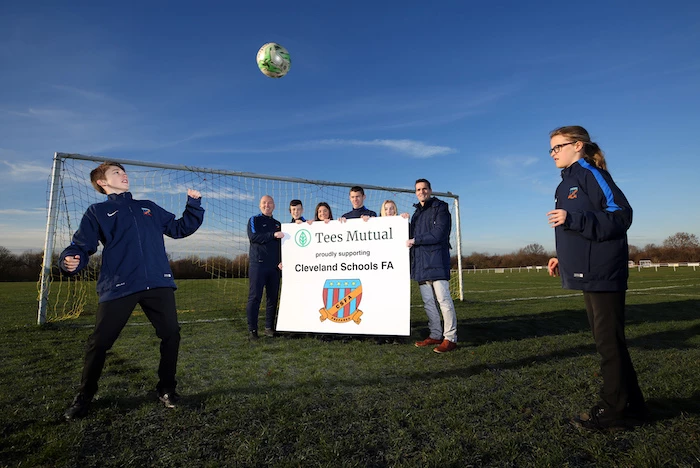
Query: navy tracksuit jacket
59 192 205 302
554 159 632 292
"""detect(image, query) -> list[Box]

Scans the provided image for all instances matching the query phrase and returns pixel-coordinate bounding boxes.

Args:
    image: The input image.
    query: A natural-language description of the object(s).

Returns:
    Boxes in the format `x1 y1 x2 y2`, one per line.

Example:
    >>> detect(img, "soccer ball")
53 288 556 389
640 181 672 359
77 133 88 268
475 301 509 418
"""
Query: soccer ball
256 42 291 78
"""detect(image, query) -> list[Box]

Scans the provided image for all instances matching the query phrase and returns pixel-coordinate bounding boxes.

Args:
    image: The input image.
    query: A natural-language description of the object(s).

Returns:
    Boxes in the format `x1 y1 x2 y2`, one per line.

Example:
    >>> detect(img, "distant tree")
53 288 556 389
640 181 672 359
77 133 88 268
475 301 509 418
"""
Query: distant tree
513 243 549 267
11 250 44 281
231 254 250 278
663 232 699 249
0 247 18 281
464 252 494 270
521 243 546 256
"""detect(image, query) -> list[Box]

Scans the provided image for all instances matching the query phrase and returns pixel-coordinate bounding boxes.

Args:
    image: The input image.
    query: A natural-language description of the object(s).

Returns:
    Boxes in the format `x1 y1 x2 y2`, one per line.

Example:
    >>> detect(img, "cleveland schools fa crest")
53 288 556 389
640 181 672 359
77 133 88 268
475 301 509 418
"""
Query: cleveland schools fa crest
319 279 363 324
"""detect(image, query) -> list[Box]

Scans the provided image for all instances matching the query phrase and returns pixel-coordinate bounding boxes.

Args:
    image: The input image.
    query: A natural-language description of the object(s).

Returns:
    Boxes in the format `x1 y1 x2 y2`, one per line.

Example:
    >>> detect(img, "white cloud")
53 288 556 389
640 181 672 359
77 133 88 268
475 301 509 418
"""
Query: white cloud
195 138 457 159
0 208 46 215
0 225 47 253
164 229 249 258
0 159 52 181
315 139 456 158
492 156 539 168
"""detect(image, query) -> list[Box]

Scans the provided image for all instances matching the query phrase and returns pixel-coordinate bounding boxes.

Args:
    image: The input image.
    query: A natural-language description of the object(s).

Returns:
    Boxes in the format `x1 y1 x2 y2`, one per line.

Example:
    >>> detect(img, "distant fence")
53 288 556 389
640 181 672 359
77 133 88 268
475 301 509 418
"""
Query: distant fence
630 262 700 271
462 266 549 274
462 262 700 274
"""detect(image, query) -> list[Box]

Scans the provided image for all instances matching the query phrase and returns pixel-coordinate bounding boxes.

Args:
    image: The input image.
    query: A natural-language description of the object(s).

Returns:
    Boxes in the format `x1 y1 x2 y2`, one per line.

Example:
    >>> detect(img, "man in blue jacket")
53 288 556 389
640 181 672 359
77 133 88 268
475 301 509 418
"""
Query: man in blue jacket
246 195 284 339
408 179 458 353
60 162 204 420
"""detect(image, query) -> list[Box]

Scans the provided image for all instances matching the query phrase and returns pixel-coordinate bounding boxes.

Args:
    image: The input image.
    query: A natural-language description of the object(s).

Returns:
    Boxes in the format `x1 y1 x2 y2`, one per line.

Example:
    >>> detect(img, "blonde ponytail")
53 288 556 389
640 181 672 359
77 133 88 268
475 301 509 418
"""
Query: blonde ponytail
583 142 607 171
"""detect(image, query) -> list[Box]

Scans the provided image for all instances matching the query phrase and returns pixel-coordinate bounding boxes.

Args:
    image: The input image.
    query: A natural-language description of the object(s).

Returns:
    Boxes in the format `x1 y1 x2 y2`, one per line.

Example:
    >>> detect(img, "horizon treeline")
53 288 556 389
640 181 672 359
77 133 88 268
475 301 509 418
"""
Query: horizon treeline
1 232 698 282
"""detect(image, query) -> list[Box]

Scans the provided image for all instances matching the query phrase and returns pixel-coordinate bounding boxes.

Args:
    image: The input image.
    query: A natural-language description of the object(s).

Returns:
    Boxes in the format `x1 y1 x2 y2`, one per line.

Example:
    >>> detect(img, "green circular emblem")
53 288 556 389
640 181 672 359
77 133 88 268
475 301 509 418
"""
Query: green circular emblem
294 229 312 247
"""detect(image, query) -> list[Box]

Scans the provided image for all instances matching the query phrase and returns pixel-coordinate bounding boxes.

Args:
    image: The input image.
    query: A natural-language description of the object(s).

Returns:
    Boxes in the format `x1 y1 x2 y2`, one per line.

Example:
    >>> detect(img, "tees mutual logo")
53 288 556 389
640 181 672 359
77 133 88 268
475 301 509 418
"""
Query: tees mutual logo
319 279 363 324
294 229 312 247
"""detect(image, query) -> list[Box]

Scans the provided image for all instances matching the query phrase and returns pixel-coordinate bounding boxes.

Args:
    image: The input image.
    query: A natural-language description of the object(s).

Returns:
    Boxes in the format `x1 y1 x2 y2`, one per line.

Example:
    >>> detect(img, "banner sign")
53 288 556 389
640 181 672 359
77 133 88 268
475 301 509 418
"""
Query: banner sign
277 216 410 336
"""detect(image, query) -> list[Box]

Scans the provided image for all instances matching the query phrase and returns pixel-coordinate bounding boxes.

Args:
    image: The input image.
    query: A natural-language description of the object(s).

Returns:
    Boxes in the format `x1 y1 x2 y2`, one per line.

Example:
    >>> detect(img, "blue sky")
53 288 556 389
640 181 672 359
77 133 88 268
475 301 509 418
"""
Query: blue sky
1 1 699 254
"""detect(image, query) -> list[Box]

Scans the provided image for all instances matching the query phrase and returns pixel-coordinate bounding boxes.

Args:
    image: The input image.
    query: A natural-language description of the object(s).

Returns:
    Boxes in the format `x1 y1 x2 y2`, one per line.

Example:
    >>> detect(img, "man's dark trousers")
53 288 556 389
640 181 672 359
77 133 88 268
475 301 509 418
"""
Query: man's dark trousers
246 264 281 331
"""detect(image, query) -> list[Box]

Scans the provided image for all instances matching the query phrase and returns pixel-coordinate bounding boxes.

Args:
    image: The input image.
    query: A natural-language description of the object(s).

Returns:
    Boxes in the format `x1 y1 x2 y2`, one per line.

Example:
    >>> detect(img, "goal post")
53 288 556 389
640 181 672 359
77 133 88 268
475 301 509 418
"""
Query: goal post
37 153 463 324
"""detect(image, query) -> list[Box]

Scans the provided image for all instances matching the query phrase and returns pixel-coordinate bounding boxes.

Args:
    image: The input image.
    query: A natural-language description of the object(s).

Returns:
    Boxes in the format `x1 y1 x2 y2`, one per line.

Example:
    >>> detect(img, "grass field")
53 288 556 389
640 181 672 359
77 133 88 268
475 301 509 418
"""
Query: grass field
1 269 699 467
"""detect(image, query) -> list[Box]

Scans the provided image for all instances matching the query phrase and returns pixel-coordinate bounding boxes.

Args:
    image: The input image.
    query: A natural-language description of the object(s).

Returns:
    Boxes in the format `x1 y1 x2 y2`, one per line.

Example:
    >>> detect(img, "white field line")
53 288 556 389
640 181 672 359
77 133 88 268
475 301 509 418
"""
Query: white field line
481 284 700 303
60 284 700 327
466 286 560 294
67 317 241 328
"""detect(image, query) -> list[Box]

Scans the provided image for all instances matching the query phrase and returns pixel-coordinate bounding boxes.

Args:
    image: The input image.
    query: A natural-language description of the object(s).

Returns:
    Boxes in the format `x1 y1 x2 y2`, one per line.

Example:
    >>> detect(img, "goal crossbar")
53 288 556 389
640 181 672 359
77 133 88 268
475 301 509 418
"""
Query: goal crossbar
38 152 463 324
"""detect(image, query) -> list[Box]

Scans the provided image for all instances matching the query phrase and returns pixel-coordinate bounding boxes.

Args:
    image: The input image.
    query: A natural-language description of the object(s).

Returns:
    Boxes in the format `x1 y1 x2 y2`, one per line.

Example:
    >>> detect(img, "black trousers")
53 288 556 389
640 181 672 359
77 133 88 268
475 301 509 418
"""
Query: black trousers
583 291 645 417
245 264 281 332
78 288 181 398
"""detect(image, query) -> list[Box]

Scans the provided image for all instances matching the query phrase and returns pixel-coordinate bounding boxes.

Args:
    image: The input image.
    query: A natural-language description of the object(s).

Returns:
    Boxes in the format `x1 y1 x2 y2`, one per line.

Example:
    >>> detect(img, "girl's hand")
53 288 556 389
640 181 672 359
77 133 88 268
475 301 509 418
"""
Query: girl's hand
547 209 567 228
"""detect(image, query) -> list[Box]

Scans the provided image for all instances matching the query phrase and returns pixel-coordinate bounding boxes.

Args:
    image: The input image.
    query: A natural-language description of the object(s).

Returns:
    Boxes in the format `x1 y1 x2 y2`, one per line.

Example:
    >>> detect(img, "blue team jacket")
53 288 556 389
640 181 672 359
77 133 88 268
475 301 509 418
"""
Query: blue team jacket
409 197 452 282
59 192 205 302
341 206 377 219
554 159 632 292
247 213 281 267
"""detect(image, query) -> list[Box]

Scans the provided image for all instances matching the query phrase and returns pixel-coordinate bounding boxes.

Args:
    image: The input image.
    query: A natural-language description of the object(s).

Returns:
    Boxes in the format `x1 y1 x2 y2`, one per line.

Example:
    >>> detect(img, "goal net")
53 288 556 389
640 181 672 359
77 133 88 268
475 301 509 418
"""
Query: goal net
38 153 463 323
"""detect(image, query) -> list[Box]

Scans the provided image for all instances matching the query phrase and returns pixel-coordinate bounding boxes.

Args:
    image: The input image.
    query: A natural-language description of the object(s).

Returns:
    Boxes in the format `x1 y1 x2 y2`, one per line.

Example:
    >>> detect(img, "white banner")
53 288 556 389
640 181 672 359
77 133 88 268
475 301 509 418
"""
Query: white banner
277 216 410 336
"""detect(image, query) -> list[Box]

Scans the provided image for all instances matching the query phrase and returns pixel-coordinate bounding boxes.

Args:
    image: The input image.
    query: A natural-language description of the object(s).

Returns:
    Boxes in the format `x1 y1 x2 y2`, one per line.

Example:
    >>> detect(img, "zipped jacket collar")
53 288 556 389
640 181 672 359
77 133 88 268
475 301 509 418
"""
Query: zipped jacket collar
107 192 134 202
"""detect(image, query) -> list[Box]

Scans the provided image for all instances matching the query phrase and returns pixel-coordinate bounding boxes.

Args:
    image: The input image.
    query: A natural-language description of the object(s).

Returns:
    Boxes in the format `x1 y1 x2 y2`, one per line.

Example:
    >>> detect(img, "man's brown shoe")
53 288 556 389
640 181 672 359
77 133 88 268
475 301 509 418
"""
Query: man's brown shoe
414 337 443 347
433 339 457 353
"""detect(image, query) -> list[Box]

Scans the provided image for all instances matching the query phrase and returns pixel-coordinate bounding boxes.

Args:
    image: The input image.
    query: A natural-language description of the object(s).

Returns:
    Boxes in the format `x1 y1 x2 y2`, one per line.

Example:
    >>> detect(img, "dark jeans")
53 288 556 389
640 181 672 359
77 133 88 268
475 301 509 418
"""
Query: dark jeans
78 288 180 398
246 264 281 331
584 291 645 418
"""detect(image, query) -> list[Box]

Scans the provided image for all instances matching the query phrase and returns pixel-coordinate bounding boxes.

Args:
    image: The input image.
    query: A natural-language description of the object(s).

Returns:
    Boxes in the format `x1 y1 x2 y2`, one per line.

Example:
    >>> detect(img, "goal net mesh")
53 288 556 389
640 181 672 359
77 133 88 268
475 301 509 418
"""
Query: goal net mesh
40 155 462 322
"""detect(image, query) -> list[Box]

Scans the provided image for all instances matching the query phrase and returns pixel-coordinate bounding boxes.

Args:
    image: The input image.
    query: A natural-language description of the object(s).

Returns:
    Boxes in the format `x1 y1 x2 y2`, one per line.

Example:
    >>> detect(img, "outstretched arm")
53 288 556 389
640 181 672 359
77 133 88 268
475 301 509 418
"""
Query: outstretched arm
162 190 205 239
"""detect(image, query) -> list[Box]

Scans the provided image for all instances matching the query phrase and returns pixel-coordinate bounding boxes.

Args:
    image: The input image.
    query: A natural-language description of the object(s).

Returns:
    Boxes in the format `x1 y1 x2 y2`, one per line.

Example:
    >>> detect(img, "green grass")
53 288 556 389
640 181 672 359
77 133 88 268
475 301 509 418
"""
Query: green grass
1 269 699 467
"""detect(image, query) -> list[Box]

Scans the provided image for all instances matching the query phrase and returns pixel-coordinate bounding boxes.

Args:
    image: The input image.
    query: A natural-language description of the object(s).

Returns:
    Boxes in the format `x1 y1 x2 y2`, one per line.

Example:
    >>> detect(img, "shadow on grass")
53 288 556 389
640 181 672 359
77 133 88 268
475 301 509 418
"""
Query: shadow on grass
437 299 700 347
647 391 700 422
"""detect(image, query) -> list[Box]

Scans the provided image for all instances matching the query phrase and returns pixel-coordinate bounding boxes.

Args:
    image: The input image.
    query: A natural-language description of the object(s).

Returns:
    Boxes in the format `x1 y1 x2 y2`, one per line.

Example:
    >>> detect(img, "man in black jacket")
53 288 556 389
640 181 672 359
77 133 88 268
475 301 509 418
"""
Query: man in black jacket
408 179 458 354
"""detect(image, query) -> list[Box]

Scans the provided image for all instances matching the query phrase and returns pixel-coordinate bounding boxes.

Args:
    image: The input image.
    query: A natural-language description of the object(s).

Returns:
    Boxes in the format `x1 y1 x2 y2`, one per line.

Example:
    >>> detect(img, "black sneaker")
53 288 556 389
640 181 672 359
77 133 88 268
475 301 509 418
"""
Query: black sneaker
64 394 91 421
264 328 275 338
570 406 628 432
158 390 180 409
249 330 259 341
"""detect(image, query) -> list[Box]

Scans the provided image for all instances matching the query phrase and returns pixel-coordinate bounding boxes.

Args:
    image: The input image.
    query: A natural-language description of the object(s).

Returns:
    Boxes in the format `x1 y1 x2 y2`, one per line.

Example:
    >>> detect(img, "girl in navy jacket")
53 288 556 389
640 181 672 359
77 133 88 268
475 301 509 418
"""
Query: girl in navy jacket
546 126 647 431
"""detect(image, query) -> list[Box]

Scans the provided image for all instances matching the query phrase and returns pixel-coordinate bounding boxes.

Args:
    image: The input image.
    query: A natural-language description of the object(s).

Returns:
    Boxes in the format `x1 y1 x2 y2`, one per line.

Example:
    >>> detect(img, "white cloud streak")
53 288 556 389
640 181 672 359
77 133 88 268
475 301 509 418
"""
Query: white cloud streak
0 208 46 215
492 156 539 168
0 159 52 181
196 138 457 159
315 139 456 158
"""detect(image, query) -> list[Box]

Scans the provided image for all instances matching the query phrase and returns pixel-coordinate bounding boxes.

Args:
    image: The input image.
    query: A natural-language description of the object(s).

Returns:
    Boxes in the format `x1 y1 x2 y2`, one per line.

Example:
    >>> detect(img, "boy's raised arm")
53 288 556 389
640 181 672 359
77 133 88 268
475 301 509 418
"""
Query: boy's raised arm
162 189 205 239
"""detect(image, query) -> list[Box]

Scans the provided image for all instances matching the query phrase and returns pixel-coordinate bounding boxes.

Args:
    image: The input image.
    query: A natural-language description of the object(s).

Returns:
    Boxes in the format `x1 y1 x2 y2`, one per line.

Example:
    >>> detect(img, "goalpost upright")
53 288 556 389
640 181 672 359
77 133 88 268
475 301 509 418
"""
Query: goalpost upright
38 153 463 324
37 153 63 324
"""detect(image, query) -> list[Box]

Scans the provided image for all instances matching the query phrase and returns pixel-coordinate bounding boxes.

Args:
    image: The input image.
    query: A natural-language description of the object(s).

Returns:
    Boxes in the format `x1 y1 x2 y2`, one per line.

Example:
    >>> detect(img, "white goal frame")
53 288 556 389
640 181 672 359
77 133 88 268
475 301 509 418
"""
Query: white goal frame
37 152 463 324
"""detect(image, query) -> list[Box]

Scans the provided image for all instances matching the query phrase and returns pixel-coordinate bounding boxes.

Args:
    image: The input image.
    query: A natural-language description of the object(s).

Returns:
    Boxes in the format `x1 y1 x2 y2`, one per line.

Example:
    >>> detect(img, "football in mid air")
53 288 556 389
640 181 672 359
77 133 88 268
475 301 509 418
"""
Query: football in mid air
256 42 291 78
